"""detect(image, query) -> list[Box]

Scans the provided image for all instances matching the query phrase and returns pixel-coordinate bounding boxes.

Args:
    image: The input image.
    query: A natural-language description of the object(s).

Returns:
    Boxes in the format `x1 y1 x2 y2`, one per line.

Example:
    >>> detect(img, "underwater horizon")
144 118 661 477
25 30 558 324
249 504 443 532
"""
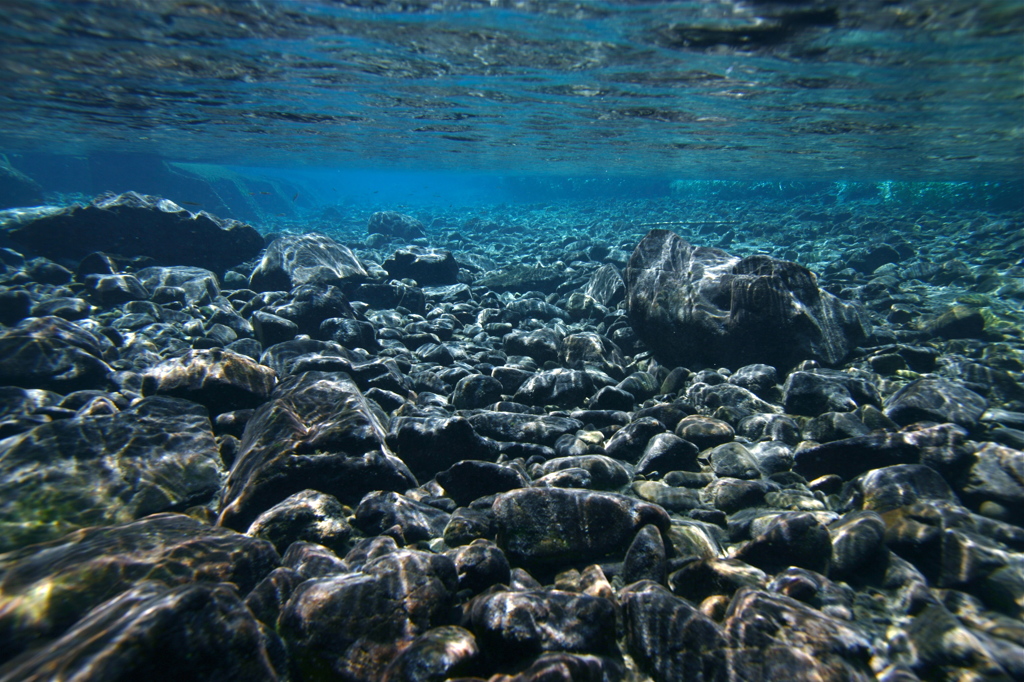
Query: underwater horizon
0 2 1023 682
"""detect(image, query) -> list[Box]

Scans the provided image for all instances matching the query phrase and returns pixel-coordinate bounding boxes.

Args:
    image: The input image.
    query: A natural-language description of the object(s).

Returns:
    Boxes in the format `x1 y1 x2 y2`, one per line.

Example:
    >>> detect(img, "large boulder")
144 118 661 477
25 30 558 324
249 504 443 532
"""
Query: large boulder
217 371 416 531
0 192 262 272
623 229 869 370
249 233 368 292
0 396 225 551
0 513 279 666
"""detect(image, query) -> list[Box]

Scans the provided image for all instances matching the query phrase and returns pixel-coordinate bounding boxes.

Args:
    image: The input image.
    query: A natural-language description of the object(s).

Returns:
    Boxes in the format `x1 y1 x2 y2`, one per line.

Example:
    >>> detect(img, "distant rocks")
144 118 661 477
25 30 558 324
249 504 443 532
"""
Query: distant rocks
384 245 459 285
368 210 426 240
624 229 869 370
0 192 262 273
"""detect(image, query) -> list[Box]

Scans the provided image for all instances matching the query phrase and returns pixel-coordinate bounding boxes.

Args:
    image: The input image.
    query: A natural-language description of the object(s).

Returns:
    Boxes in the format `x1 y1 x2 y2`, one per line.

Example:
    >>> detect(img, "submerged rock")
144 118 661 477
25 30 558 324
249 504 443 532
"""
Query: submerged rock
0 316 112 393
384 246 459 285
492 487 670 568
624 229 869 370
141 348 277 414
217 371 416 531
0 192 262 273
0 513 279 666
249 232 367 291
0 581 282 682
278 549 457 682
0 397 224 551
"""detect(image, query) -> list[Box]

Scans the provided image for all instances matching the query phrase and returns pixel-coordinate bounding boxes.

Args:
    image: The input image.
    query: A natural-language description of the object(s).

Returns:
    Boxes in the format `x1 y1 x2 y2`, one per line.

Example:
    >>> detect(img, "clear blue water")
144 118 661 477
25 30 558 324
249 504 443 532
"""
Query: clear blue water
1 0 1021 200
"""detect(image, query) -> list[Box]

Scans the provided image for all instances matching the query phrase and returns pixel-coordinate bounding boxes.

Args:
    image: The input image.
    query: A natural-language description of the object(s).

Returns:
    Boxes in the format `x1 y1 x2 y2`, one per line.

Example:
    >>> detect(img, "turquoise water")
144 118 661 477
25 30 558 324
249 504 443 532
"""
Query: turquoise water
1 0 1021 190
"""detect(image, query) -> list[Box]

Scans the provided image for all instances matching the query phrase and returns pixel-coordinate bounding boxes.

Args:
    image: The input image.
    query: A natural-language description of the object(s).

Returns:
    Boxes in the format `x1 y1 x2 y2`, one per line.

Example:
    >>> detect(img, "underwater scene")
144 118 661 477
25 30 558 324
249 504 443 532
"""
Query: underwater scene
0 1 1022 681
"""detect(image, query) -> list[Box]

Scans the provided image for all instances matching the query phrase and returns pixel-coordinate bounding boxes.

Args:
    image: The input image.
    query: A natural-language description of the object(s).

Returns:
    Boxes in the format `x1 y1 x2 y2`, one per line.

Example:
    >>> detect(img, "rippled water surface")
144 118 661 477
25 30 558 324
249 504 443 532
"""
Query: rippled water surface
1 0 1021 179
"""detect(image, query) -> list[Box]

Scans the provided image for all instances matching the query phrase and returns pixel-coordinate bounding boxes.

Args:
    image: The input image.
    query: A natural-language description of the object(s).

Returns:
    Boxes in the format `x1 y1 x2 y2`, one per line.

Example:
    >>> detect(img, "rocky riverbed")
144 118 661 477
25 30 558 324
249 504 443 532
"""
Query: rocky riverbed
0 191 1021 681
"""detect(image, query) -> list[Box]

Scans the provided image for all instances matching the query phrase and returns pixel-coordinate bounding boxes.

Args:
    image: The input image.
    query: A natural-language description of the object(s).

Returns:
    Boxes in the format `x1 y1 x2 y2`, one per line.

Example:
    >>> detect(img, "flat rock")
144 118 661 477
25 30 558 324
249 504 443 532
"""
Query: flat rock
624 229 869 370
0 396 224 551
794 423 971 481
249 233 367 292
0 513 279 665
217 371 416 530
478 264 565 294
0 192 262 273
141 348 277 414
467 411 582 447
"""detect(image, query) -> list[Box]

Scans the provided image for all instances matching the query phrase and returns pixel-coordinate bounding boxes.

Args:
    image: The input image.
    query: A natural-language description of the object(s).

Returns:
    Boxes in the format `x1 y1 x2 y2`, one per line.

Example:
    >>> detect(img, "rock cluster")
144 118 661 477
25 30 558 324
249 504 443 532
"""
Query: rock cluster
0 194 1021 681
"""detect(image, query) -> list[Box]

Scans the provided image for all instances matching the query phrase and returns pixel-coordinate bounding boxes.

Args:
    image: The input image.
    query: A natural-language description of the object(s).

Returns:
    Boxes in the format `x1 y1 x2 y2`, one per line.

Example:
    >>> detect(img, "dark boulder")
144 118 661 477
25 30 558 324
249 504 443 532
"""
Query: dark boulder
468 588 617 662
249 233 367 292
794 423 971 481
623 229 869 370
467 411 582 447
451 374 504 410
448 539 511 594
384 246 459 285
559 332 626 380
245 489 353 555
782 369 880 417
884 377 988 429
584 263 625 307
514 368 593 409
387 415 500 481
722 588 874 681
492 487 669 568
380 625 479 682
535 455 632 491
0 316 112 392
135 265 220 305
278 549 457 682
264 283 356 336
734 512 833 575
217 371 416 531
0 192 262 273
437 460 529 506
353 491 451 544
621 581 727 682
